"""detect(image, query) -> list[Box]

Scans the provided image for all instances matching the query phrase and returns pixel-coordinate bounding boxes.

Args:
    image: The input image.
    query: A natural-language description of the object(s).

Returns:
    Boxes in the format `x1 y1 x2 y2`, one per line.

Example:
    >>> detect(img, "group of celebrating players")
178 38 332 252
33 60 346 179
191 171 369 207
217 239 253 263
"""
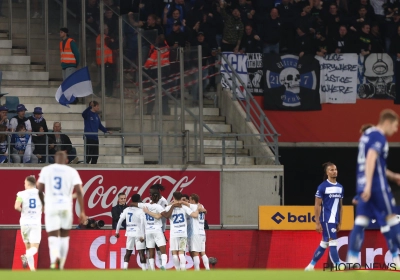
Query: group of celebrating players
14 151 210 271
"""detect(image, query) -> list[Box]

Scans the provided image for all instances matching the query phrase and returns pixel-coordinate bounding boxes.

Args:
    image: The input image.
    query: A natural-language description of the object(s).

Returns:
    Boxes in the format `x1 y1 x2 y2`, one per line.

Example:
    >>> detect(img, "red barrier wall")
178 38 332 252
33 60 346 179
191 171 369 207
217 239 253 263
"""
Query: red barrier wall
1 229 393 270
254 97 400 142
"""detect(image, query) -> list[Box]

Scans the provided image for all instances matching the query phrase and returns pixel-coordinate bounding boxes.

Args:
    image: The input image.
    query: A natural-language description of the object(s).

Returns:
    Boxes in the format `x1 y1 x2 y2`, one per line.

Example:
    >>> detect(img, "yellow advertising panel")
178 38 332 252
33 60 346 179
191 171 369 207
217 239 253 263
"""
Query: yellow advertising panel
259 206 354 230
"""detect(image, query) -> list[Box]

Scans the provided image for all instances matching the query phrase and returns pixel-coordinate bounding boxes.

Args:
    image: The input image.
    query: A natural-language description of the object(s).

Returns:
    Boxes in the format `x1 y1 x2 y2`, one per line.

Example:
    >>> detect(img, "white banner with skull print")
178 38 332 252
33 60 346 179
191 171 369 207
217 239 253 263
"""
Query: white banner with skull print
357 53 396 99
220 52 248 100
316 53 358 104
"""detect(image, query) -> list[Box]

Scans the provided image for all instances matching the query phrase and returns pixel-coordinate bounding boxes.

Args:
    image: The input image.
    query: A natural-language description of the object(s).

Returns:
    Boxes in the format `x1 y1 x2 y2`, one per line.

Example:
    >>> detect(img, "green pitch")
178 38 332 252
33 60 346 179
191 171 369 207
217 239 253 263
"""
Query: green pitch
1 270 400 280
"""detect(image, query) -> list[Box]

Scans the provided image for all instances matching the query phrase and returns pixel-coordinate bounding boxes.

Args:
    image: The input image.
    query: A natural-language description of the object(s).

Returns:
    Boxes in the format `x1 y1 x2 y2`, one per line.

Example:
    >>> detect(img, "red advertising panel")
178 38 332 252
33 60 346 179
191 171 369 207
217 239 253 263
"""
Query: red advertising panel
3 230 396 269
0 169 220 226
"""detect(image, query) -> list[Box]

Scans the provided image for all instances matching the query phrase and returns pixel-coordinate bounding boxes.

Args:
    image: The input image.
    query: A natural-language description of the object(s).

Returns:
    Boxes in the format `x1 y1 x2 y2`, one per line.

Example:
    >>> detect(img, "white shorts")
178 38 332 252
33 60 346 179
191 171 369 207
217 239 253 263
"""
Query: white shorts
20 225 41 244
45 209 73 232
126 236 146 251
146 232 166 248
189 234 205 252
170 237 187 252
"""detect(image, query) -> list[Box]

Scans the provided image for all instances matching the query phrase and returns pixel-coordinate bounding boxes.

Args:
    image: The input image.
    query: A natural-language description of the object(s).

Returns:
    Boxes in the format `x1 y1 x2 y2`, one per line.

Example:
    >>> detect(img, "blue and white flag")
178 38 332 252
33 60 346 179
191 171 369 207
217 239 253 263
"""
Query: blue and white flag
55 67 93 107
23 136 32 163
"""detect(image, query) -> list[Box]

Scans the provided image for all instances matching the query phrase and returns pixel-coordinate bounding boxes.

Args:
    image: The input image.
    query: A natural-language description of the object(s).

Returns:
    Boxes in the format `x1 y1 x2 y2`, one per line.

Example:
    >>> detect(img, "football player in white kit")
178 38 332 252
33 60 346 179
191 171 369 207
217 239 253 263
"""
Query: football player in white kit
115 194 147 270
151 192 200 271
130 188 178 271
37 151 86 270
14 176 42 271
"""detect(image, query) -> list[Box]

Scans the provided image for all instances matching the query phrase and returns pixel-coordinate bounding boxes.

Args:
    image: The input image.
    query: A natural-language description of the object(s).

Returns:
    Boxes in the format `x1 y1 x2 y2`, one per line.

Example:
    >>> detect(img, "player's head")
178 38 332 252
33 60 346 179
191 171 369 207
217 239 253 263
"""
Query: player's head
360 123 374 134
189 193 199 204
149 184 164 202
181 193 189 202
24 176 36 189
118 193 126 205
54 151 68 164
173 192 182 202
378 109 399 136
322 162 337 180
131 194 141 203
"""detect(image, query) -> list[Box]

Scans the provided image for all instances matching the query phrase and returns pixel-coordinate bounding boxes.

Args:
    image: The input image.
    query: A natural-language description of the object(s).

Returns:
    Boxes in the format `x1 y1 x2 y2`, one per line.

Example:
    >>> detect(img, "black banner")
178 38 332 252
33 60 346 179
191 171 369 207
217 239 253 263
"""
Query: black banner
263 54 321 111
246 53 264 96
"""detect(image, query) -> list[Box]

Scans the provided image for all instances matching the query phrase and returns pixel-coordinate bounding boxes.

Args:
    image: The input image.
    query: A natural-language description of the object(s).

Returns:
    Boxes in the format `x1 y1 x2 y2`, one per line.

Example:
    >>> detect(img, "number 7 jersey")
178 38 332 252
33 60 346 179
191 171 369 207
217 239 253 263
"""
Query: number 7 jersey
165 205 193 238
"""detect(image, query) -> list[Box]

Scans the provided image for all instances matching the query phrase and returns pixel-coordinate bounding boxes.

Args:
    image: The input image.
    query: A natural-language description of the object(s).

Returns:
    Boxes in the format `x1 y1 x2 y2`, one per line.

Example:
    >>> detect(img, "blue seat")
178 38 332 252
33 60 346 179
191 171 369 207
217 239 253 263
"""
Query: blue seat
4 96 19 113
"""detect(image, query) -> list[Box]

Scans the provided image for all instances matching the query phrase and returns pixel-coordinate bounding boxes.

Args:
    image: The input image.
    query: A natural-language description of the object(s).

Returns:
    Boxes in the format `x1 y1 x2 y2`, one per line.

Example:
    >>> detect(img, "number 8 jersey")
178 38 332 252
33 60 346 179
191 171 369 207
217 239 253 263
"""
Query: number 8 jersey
165 205 193 237
16 188 42 226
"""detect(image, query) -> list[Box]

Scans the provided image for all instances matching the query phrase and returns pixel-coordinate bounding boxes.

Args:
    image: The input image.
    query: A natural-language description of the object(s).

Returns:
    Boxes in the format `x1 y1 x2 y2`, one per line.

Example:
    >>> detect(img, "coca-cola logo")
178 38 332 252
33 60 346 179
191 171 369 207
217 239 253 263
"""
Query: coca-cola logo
75 175 196 218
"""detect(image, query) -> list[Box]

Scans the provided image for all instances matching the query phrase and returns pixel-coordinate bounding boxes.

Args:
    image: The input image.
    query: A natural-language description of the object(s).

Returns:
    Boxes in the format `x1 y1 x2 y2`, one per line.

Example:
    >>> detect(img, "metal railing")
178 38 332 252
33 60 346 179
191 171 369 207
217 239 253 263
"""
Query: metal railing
220 54 280 164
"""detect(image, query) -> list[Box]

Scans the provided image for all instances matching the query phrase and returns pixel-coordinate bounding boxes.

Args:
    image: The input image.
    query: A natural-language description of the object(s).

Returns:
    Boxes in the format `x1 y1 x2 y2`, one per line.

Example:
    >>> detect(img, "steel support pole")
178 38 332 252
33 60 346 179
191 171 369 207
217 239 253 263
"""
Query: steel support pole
81 0 87 67
119 15 124 132
138 31 144 155
100 0 106 121
197 45 204 164
157 49 163 164
26 0 31 56
44 0 49 72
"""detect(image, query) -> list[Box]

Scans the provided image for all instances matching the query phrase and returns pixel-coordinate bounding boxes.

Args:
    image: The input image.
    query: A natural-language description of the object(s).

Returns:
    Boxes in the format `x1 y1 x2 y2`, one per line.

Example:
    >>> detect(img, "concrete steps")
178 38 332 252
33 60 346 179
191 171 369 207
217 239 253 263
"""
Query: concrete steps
2 70 49 80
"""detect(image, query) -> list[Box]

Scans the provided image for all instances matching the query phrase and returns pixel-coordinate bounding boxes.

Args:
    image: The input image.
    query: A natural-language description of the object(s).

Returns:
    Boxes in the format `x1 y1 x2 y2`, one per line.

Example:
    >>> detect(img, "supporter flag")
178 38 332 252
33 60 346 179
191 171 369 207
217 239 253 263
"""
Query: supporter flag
55 67 93 107
23 136 32 163
263 54 321 111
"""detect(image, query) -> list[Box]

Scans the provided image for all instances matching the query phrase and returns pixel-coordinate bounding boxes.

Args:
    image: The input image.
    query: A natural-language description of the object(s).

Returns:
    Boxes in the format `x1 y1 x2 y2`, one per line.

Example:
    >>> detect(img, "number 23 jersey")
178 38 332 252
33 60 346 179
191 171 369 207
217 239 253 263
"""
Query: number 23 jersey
165 205 193 238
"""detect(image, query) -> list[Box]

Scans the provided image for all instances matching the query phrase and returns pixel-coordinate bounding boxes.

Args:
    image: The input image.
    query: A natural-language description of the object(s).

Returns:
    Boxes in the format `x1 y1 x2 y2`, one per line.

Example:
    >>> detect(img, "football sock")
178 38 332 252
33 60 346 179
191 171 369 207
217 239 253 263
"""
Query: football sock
157 250 162 267
141 262 147 271
173 255 180 270
179 253 186 270
348 217 369 259
387 217 400 262
59 237 70 270
193 256 200 270
328 240 340 264
26 247 37 271
161 254 168 268
123 262 128 270
310 241 328 266
149 258 155 271
202 255 210 270
48 236 60 265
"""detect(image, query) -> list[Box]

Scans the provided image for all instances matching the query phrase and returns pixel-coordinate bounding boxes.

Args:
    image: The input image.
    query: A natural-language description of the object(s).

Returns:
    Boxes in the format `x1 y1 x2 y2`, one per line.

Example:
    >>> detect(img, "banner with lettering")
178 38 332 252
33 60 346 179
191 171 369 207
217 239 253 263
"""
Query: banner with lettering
246 53 264 96
263 54 321 111
316 53 358 103
221 52 248 99
357 53 396 99
0 168 221 225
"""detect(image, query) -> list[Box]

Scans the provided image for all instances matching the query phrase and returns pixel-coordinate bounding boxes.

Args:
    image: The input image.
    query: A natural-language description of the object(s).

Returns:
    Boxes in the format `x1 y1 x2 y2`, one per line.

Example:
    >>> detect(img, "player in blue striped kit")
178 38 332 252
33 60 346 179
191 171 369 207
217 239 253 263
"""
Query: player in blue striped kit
305 162 343 271
347 110 400 268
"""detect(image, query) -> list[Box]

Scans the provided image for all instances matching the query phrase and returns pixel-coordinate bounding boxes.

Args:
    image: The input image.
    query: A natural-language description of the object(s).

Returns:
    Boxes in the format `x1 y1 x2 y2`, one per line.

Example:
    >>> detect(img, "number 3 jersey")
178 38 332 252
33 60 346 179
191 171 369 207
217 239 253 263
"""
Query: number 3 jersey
357 127 389 194
38 164 83 211
16 188 42 226
315 180 344 224
118 207 145 237
165 205 193 238
137 202 165 234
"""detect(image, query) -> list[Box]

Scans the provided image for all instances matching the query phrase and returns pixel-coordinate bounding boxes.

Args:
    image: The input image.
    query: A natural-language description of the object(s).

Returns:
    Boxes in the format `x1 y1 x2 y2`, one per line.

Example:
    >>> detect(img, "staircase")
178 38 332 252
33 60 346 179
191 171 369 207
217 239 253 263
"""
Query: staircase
0 3 263 165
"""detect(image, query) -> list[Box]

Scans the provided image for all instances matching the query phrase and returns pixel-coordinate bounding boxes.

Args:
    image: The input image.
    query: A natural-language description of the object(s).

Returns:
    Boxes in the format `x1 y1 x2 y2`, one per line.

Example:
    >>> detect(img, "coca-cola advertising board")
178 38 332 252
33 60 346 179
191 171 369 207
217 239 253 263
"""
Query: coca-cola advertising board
0 168 220 225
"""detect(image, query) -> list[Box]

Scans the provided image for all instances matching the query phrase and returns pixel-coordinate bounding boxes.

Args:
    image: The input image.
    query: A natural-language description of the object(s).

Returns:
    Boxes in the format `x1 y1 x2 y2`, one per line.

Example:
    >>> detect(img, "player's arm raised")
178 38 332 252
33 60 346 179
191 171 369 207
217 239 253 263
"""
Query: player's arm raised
161 202 179 219
143 207 162 219
115 210 127 238
74 183 86 224
314 197 322 233
361 149 378 202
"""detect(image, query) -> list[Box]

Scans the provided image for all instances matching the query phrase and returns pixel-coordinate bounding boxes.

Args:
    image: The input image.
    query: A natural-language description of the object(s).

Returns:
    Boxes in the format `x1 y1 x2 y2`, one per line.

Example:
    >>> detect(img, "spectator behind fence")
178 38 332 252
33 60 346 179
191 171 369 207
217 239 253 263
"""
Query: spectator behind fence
0 124 8 163
10 124 37 163
82 101 111 164
28 107 48 133
48 122 79 164
239 24 262 53
0 106 9 130
166 20 187 47
60 27 80 80
164 9 185 35
220 1 244 53
10 104 32 132
32 126 54 164
86 0 100 33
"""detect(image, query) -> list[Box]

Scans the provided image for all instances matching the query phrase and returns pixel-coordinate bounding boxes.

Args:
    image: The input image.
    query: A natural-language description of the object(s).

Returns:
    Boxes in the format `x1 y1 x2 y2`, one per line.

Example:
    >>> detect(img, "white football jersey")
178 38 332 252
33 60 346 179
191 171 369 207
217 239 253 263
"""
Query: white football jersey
158 196 168 232
189 204 205 236
138 203 165 234
38 164 82 211
17 188 42 226
118 207 145 237
165 205 193 238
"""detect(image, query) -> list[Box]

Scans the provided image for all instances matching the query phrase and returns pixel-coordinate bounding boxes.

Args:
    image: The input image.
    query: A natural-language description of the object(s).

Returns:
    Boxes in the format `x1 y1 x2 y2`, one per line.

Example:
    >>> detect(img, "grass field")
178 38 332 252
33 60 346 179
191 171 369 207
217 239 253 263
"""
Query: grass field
1 270 400 280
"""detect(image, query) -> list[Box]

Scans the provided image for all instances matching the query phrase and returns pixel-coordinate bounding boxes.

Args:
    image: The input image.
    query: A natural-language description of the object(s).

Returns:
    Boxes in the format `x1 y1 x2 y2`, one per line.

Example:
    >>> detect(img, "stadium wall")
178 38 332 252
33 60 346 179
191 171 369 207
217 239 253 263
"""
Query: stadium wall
1 229 392 269
0 166 282 228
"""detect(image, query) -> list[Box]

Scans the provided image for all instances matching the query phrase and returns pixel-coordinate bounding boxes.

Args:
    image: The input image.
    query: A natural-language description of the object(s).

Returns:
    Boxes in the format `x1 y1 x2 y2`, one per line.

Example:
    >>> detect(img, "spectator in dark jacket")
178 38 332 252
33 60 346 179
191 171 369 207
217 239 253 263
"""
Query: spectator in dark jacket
294 26 313 57
166 20 187 47
32 126 54 164
370 22 385 53
349 6 372 33
220 2 244 52
386 11 400 53
277 0 297 53
111 193 127 229
391 25 400 56
325 4 343 37
314 30 328 57
329 25 356 53
82 101 111 164
357 23 371 55
48 122 79 164
260 8 281 54
236 0 255 27
0 124 8 163
239 24 262 53
29 107 48 134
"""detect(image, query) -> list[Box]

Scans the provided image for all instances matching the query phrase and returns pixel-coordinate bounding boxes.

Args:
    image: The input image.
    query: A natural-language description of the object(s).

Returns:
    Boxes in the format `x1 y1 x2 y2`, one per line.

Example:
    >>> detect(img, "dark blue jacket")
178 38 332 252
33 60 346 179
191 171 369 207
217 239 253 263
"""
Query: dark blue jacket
82 106 107 140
